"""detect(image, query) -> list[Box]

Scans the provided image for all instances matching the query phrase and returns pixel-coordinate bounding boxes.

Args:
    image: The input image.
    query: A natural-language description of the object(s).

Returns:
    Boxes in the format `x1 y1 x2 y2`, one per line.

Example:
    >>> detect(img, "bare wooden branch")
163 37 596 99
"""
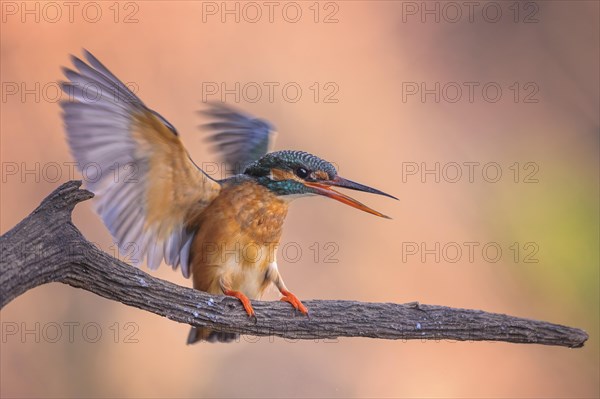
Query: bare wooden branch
0 181 589 347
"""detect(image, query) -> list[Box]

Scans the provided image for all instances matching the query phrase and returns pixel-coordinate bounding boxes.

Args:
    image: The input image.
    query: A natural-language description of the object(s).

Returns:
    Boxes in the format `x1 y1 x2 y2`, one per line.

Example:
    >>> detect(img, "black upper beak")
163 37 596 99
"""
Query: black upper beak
328 176 398 200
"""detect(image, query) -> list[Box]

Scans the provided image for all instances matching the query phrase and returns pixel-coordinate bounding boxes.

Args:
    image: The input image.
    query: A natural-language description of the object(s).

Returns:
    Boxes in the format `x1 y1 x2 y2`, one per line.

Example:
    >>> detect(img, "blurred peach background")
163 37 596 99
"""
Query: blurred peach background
1 1 598 398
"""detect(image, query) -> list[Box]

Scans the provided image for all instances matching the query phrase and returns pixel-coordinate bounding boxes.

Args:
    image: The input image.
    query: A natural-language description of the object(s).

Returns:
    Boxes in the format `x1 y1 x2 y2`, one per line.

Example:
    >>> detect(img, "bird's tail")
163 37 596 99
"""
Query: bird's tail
187 326 239 344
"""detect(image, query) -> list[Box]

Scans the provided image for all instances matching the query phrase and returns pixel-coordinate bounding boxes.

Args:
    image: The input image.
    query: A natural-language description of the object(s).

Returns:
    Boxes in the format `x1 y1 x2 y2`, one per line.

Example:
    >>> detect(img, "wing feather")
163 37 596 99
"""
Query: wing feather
61 50 220 278
200 102 275 175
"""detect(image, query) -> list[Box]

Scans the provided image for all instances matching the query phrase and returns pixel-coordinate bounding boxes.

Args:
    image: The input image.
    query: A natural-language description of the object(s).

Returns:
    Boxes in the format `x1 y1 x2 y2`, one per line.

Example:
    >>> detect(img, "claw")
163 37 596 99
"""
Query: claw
280 289 309 315
224 289 255 317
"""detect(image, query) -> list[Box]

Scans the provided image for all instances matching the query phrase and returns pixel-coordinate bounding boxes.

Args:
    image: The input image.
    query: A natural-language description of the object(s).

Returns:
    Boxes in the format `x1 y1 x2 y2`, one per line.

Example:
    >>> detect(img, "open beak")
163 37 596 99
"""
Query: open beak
304 176 397 219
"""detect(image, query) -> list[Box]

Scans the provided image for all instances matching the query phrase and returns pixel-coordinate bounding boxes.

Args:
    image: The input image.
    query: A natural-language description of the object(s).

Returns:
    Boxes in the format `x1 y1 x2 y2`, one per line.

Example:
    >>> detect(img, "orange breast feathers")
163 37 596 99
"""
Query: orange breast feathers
188 179 289 298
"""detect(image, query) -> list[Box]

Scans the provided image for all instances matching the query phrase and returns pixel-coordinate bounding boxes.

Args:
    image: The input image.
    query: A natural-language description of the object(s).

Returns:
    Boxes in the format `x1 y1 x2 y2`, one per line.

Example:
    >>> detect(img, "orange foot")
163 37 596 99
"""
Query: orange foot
280 289 309 315
223 289 255 318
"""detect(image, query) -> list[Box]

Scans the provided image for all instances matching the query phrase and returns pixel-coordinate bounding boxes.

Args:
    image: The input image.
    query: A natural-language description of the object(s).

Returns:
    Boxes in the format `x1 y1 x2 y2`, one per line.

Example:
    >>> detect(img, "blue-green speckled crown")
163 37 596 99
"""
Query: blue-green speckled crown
244 150 337 180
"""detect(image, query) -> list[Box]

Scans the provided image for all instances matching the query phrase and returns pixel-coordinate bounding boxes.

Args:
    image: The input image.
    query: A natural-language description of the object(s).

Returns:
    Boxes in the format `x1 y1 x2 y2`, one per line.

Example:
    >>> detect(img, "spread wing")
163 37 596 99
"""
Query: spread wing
61 50 220 278
200 102 276 175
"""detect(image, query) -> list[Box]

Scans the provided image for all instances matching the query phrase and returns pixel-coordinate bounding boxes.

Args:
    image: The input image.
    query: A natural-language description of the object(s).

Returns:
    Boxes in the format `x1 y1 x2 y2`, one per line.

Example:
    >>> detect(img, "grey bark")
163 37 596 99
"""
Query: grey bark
0 181 589 347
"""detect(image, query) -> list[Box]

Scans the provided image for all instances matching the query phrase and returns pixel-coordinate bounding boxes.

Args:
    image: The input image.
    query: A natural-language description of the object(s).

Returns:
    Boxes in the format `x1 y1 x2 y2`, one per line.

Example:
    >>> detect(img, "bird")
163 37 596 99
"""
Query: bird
60 50 397 344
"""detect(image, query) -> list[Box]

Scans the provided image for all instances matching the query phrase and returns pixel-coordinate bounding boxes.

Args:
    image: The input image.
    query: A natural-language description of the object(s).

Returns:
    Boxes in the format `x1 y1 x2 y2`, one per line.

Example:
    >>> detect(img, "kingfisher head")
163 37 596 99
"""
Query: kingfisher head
244 150 397 218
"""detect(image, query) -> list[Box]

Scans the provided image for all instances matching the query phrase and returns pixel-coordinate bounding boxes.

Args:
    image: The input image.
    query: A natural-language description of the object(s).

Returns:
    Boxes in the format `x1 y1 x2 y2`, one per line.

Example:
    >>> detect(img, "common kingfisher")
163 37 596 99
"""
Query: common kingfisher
60 51 397 343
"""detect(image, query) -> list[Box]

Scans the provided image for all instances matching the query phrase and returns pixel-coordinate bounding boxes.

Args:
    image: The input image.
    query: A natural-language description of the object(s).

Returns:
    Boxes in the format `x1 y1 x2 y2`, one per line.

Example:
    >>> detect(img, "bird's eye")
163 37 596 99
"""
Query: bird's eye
295 167 310 179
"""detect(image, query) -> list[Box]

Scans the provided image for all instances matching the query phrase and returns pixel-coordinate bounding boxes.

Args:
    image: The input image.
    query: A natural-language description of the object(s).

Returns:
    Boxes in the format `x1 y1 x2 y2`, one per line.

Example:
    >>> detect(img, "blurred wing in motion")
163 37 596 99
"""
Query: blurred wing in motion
61 50 220 278
200 102 275 175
